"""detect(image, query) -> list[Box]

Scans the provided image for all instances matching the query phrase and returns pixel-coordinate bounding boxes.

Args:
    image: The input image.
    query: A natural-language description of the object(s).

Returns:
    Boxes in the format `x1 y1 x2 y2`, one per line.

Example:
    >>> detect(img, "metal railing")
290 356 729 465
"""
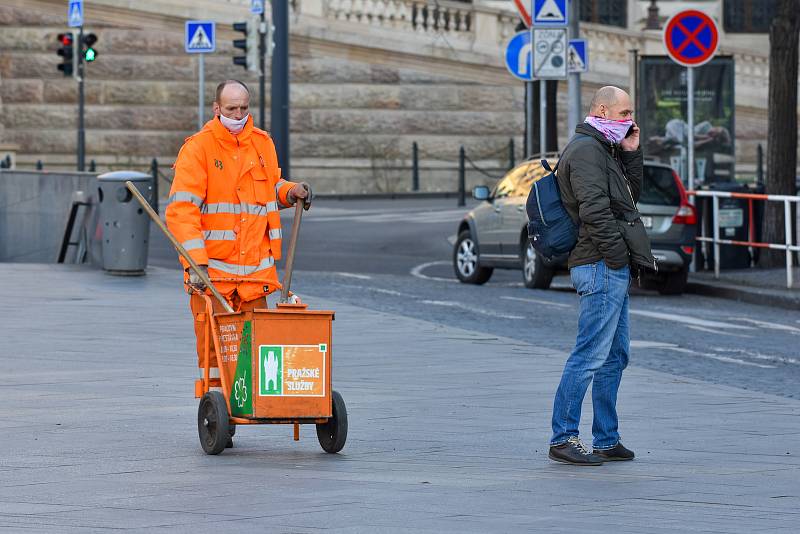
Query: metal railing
689 189 800 288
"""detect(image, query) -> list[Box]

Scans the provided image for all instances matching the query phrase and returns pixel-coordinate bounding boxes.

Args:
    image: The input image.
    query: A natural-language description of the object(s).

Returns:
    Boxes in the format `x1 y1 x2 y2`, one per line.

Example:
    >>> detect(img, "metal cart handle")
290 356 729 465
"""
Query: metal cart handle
125 181 235 313
280 199 305 304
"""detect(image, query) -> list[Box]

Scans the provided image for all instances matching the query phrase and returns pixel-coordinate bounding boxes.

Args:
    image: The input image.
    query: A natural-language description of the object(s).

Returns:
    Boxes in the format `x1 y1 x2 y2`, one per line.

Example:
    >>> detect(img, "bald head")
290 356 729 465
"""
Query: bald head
589 86 633 120
213 80 250 121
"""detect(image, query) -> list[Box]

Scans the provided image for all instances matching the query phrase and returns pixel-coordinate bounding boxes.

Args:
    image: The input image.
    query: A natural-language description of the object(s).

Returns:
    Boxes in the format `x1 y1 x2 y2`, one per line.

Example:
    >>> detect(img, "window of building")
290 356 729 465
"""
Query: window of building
580 0 627 28
723 0 779 33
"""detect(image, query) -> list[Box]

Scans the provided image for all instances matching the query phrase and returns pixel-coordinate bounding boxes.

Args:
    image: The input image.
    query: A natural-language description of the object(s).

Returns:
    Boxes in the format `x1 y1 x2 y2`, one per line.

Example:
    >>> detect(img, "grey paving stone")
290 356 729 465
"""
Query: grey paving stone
1 264 798 532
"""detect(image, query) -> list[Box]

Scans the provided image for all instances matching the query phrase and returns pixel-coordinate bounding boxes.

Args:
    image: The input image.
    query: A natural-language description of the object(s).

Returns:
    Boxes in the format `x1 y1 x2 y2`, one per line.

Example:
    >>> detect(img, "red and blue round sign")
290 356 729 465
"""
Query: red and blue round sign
664 10 719 67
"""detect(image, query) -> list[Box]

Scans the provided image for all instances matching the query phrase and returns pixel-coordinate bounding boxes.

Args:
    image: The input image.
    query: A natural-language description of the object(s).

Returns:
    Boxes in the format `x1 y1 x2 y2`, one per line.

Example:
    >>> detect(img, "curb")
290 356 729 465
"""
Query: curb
315 191 460 200
686 280 800 311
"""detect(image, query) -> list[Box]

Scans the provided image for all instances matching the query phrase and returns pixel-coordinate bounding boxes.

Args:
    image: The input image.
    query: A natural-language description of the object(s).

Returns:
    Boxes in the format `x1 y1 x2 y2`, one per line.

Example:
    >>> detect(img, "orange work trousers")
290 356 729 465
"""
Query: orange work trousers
190 292 267 368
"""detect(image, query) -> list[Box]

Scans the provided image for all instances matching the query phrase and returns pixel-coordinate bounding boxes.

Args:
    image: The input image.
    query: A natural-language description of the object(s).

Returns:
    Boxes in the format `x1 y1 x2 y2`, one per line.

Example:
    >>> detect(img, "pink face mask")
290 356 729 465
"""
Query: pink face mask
585 116 633 144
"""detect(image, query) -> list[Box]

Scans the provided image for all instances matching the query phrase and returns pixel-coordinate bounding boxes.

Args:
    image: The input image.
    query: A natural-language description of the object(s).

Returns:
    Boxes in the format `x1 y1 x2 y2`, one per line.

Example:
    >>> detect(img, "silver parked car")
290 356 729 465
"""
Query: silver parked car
453 158 697 295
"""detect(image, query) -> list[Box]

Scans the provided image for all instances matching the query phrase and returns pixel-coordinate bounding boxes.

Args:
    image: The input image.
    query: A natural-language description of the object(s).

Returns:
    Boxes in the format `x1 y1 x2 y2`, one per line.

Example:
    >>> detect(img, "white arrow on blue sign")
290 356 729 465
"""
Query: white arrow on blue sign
533 0 567 27
504 31 532 81
567 39 588 73
251 0 264 15
185 21 216 53
68 0 83 28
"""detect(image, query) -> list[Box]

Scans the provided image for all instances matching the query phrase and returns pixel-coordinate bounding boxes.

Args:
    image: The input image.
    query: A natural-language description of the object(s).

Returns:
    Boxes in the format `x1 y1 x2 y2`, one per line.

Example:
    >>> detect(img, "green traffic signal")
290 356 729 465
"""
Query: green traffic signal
82 33 98 63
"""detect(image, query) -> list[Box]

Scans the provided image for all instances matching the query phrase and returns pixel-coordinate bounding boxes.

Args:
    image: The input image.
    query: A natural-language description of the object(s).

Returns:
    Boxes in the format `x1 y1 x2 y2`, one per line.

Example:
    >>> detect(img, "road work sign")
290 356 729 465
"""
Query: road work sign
185 21 216 53
533 28 567 79
567 39 588 73
533 0 567 27
504 31 533 81
68 0 83 28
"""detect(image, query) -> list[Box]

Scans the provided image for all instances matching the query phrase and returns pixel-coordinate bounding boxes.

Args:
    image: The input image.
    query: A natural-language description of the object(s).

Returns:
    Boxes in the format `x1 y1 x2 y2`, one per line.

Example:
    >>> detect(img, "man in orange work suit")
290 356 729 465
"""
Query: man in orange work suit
166 80 312 424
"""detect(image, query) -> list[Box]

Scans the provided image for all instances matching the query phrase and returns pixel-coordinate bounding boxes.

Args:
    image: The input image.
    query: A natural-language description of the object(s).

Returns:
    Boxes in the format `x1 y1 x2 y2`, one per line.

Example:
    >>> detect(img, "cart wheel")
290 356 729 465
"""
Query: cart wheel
316 390 348 453
198 391 230 455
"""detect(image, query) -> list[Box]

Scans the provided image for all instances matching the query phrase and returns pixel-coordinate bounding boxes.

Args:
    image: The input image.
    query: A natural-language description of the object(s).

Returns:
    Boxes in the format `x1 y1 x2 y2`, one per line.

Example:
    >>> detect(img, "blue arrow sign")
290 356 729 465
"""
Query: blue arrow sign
68 0 83 28
504 31 532 81
533 0 567 27
251 0 264 15
185 21 216 54
567 39 588 73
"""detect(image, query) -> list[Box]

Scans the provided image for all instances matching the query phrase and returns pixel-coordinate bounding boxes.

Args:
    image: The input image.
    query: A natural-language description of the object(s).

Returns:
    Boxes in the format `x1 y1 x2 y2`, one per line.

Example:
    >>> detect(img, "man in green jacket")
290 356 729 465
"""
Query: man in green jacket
548 86 655 466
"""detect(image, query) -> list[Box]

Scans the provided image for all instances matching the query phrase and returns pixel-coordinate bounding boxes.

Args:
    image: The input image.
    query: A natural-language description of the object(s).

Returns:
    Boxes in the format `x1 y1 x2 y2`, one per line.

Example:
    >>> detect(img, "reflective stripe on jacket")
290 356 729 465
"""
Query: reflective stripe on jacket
166 115 296 302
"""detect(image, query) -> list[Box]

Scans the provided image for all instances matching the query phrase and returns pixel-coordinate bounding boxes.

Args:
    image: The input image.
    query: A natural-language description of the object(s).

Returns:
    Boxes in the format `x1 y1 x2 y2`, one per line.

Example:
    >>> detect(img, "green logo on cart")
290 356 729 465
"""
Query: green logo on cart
259 346 283 396
231 321 253 416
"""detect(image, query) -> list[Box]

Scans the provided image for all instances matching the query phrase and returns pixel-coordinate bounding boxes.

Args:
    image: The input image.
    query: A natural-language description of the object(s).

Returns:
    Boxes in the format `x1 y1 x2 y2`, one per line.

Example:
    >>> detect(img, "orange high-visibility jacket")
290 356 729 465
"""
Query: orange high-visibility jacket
166 116 296 302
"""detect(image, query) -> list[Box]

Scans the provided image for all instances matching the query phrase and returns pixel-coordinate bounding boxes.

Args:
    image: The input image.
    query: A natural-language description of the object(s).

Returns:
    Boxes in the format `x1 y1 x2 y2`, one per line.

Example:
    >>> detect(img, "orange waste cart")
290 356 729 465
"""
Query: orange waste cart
194 291 347 455
124 181 347 456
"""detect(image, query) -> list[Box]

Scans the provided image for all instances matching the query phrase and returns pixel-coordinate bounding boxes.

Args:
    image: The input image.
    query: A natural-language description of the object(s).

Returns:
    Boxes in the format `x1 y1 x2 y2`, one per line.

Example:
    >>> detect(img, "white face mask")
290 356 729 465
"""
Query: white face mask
218 113 249 134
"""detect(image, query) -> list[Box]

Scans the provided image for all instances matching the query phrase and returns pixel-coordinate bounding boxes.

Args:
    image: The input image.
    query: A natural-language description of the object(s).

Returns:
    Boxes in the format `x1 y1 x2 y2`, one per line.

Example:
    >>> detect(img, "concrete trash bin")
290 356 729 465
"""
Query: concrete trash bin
97 171 153 275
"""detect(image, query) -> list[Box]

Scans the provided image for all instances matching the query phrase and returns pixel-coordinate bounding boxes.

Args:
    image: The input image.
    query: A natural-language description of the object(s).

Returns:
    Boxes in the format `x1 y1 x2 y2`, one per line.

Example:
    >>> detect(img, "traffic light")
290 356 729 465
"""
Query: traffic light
232 21 259 72
56 32 75 77
82 33 98 63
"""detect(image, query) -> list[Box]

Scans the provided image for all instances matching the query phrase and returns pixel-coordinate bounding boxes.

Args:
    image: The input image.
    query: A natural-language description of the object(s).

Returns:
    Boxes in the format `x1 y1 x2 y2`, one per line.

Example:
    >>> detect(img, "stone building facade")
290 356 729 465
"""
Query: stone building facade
0 0 794 193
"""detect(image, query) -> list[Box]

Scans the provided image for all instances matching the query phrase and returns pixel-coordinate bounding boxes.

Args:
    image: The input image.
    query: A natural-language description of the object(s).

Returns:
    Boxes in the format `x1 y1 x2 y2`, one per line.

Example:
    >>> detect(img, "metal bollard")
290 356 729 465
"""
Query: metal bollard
458 146 466 207
412 142 419 192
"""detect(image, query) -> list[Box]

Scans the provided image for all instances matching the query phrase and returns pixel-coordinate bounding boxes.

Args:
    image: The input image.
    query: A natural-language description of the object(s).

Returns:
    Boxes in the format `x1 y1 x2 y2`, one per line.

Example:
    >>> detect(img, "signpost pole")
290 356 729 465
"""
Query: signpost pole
259 10 266 130
567 0 581 134
77 25 85 172
539 81 547 156
529 0 535 157
526 82 533 157
687 66 695 193
198 54 205 130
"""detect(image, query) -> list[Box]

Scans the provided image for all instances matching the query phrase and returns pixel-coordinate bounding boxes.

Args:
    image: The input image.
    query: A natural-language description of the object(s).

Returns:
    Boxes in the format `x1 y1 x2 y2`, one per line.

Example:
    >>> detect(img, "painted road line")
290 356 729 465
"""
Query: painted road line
420 300 525 320
410 261 458 283
333 272 373 280
337 284 413 298
728 317 800 335
686 325 754 338
630 310 755 330
500 295 573 309
712 348 800 366
631 341 774 369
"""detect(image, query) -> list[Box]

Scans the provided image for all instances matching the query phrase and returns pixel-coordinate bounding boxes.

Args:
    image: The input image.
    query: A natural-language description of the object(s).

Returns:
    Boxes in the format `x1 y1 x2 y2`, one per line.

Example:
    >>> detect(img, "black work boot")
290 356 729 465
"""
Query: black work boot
549 436 604 466
594 442 634 461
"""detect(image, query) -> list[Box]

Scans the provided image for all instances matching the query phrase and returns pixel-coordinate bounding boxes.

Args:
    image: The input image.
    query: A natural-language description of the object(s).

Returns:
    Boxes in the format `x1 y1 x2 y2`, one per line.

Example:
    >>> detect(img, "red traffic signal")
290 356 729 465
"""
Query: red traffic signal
56 32 75 77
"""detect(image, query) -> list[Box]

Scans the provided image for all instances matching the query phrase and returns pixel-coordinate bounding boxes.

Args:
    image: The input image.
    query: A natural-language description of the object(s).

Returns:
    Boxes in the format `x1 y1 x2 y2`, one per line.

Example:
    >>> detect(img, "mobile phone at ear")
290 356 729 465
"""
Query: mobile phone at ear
625 122 637 138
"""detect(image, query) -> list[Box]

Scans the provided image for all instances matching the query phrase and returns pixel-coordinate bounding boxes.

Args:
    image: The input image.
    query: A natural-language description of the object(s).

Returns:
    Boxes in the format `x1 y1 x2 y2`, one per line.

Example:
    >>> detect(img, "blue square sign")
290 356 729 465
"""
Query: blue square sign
533 0 568 27
68 0 83 28
185 21 215 54
567 39 588 73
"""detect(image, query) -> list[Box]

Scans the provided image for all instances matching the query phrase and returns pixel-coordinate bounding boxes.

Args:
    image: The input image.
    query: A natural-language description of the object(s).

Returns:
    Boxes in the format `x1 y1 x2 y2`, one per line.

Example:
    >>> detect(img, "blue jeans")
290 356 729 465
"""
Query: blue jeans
550 260 630 449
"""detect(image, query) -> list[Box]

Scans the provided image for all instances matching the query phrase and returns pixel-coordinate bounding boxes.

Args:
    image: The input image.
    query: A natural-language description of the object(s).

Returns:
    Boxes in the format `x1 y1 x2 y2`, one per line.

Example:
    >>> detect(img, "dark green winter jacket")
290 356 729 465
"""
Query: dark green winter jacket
556 123 656 271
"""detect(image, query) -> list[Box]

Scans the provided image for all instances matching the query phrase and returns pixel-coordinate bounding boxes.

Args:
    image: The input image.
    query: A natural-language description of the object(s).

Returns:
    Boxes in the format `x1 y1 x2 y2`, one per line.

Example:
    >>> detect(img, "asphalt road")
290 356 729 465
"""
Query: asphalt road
150 198 800 399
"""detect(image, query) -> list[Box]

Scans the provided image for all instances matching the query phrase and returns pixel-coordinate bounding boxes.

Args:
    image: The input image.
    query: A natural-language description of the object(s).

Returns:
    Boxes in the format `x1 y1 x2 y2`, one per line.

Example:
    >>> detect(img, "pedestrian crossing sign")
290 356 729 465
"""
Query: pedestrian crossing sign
185 21 216 53
68 0 83 28
567 39 588 73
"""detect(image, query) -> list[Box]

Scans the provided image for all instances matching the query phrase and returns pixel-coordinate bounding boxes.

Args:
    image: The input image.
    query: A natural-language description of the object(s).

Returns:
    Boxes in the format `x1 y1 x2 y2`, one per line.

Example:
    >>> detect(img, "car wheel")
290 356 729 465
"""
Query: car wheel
453 230 493 284
658 267 688 295
521 240 554 289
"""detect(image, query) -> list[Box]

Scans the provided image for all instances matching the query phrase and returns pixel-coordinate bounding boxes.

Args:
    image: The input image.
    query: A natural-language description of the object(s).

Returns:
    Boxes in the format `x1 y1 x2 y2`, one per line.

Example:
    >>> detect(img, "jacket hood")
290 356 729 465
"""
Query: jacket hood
575 122 613 150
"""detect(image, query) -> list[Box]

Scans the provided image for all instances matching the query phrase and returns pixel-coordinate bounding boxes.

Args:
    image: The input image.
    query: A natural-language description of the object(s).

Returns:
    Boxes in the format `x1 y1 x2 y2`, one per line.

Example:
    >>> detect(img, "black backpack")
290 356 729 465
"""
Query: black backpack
525 157 578 260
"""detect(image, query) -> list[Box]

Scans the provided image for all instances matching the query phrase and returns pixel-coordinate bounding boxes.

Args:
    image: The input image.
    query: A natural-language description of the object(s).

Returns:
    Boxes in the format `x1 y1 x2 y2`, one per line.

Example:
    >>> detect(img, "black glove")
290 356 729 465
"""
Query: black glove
288 182 313 210
188 265 209 292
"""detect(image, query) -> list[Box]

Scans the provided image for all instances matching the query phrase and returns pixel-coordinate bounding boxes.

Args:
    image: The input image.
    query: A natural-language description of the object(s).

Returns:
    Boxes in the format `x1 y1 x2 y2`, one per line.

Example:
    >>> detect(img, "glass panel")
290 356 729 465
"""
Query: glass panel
492 161 551 198
641 166 681 206
723 0 778 33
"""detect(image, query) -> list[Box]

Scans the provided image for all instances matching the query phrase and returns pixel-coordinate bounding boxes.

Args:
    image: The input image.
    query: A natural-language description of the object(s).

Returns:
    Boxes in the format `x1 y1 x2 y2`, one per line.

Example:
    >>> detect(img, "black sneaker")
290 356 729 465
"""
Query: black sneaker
594 442 634 461
549 436 604 466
